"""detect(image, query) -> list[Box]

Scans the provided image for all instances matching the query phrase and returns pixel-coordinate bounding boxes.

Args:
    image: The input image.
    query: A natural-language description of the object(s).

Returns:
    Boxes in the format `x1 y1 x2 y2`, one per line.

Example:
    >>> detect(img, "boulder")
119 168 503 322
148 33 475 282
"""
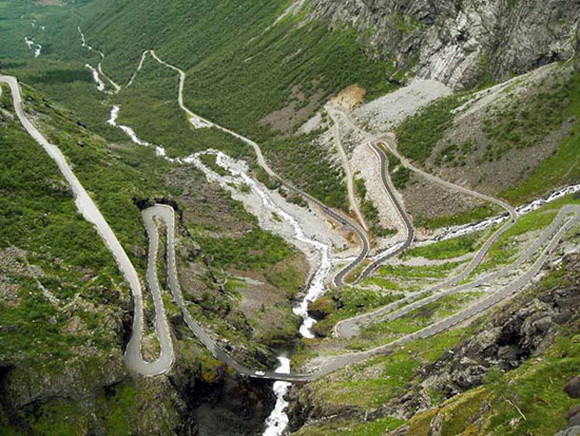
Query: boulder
564 376 580 399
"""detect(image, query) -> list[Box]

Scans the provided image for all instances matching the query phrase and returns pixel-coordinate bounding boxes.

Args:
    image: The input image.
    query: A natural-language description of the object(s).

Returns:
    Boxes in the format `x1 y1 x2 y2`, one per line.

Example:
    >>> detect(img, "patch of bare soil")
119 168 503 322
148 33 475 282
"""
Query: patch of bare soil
331 84 366 111
0 247 42 278
261 85 324 133
0 247 42 306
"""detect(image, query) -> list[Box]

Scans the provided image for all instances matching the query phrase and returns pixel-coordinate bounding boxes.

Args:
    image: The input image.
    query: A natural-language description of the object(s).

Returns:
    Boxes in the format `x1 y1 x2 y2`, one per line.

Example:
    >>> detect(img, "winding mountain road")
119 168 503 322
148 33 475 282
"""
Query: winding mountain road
326 106 368 232
0 75 172 377
336 204 579 338
329 108 524 337
143 50 371 287
140 203 580 381
5 52 577 382
358 142 416 278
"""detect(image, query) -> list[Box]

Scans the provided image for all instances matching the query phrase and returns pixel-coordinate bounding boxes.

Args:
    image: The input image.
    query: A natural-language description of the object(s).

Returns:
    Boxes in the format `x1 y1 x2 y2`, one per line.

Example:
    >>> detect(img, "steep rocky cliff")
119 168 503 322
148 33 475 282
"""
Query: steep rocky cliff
304 0 580 88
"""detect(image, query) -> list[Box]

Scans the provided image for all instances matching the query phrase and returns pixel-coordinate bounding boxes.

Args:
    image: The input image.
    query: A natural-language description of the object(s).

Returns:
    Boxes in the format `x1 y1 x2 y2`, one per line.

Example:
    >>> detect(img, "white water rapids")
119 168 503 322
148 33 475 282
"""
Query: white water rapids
184 151 332 435
108 105 334 435
263 357 292 436
435 183 580 241
24 37 41 58
107 105 167 157
86 64 106 92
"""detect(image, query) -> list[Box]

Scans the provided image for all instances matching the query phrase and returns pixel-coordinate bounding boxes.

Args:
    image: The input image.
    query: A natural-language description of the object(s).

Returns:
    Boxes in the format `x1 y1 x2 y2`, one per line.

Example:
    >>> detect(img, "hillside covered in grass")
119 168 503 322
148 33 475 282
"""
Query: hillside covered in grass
0 0 405 209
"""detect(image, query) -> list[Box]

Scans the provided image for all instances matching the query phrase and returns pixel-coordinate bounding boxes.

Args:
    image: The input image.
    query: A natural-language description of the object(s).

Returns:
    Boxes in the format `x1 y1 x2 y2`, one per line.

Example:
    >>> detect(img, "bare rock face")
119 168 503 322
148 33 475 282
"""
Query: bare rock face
304 0 579 88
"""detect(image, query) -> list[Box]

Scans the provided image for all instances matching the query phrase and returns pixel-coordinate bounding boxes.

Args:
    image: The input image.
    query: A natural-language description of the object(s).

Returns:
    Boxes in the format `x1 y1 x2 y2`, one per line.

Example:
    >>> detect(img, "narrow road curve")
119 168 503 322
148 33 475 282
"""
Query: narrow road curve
318 207 578 375
334 150 518 336
326 105 368 232
331 107 517 220
330 107 522 336
142 203 580 381
381 136 517 219
358 142 415 278
0 75 172 376
142 205 311 382
336 204 579 338
144 50 371 287
6 72 577 381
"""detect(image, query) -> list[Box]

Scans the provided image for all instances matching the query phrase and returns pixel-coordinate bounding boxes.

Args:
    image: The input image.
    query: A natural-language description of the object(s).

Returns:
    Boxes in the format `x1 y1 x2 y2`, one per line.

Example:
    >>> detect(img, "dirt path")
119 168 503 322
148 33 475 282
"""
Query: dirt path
326 105 368 231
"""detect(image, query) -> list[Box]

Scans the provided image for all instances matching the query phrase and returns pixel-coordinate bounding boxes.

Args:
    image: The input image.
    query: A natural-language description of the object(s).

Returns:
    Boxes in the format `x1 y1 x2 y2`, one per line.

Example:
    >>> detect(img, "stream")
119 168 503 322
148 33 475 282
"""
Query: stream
263 357 292 436
24 37 41 58
108 105 335 435
185 151 332 435
435 183 580 241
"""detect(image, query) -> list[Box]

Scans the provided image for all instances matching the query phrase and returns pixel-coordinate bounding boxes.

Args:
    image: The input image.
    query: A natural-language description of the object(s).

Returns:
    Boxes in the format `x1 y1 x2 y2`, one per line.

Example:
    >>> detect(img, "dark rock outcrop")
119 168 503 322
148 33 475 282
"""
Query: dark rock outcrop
564 376 580 399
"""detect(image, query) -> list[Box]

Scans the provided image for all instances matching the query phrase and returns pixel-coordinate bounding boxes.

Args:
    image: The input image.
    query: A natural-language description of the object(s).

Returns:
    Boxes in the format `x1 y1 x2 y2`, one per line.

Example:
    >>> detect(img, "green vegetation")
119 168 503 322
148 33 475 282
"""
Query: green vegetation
407 328 580 436
404 233 483 260
502 71 580 203
198 153 229 176
195 226 294 270
312 287 403 336
21 84 176 272
472 193 580 275
387 154 411 190
0 86 125 362
395 95 465 164
375 261 463 280
360 292 483 341
1 374 178 435
414 204 501 230
263 132 348 209
0 0 402 208
295 416 405 436
100 383 140 435
117 56 251 159
307 326 477 410
264 263 306 297
3 77 299 379
481 72 574 162
433 138 475 167
82 0 397 133
299 256 580 435
0 84 165 436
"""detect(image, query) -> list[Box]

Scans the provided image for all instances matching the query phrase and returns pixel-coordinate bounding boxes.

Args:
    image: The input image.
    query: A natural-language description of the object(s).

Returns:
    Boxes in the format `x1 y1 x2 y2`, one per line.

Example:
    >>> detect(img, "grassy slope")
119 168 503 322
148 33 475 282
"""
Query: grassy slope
0 83 125 363
79 0 397 207
20 84 175 272
0 0 314 353
79 0 396 133
471 193 580 276
0 83 162 435
406 290 579 436
293 256 580 435
396 67 580 203
502 71 580 203
0 0 401 208
116 54 252 159
1 75 307 430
